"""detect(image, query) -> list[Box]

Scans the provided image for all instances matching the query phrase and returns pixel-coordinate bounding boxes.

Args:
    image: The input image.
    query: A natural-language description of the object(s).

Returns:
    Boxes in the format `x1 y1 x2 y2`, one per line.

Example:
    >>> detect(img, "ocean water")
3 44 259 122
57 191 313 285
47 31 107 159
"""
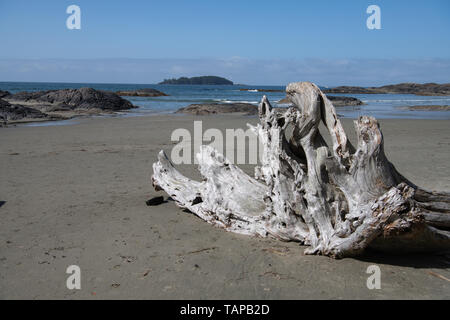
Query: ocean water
1 81 449 120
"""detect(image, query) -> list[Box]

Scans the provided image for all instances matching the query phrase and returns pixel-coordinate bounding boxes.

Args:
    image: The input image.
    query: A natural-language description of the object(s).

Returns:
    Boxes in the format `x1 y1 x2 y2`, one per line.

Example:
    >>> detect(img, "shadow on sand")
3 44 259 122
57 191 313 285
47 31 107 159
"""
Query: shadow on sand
356 248 450 269
157 197 450 269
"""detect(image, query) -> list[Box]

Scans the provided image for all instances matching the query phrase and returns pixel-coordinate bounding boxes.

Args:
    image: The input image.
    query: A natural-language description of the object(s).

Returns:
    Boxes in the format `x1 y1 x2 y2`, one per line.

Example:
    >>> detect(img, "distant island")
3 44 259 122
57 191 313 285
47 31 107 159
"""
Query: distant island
158 76 233 85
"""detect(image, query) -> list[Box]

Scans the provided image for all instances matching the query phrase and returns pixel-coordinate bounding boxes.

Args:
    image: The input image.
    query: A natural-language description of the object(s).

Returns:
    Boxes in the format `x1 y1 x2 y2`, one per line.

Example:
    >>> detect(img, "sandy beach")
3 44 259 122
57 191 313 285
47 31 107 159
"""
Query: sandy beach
1 114 449 299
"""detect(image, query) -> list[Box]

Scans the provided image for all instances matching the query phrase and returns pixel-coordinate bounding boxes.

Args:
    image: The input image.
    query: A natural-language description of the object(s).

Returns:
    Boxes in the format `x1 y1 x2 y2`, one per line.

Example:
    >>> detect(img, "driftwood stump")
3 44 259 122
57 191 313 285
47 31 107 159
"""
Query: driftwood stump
152 82 450 258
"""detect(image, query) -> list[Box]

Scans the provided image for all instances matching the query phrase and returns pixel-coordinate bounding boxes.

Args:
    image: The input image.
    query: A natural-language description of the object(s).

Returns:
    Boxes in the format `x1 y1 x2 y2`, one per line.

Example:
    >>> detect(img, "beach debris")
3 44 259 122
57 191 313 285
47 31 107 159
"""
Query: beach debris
152 81 450 258
427 271 450 282
259 271 295 281
262 246 291 256
118 254 137 263
177 247 217 257
135 269 152 279
146 196 165 206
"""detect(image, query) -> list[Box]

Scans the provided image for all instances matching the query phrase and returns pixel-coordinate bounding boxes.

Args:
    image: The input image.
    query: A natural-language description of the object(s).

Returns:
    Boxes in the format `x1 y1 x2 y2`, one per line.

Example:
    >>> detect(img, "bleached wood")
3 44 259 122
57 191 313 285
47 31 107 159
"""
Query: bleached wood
152 81 450 258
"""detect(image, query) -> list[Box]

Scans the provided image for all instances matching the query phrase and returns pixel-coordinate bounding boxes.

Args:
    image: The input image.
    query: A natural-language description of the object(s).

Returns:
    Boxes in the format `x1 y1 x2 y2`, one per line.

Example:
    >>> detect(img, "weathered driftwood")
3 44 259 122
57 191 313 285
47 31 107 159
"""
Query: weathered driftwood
152 82 450 258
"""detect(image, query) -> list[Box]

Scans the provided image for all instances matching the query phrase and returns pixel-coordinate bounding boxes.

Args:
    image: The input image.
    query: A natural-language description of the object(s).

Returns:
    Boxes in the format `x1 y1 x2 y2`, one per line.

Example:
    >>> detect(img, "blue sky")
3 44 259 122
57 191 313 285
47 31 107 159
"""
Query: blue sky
0 0 449 85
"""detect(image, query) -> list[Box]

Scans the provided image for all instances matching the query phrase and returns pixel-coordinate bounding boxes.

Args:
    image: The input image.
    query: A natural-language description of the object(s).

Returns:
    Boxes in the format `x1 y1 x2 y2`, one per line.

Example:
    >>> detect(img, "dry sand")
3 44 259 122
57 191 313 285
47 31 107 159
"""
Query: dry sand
0 114 449 299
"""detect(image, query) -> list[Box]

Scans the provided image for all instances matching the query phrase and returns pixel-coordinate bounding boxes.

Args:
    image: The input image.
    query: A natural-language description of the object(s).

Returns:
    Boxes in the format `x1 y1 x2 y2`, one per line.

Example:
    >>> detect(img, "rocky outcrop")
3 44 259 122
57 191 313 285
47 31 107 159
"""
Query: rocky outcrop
7 87 136 112
115 88 168 97
0 88 138 125
176 103 258 115
0 90 11 98
327 95 365 106
0 99 50 123
278 95 364 106
324 83 450 96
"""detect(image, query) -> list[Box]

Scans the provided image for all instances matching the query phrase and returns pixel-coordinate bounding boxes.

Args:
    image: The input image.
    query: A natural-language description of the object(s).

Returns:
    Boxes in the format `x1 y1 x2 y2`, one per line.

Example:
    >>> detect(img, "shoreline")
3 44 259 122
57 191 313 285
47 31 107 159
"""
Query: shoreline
3 107 450 128
2 83 450 126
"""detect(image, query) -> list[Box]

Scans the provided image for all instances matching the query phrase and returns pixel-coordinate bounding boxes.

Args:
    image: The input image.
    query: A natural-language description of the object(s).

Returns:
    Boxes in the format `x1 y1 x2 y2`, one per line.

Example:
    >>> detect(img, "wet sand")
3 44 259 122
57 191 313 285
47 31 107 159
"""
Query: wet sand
0 114 449 299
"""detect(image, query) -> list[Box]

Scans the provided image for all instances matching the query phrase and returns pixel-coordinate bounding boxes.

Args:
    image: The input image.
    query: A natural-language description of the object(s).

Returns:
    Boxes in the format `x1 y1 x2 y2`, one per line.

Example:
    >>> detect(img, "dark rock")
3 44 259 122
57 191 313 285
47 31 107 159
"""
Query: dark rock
327 96 365 106
0 99 49 123
7 90 53 101
146 196 165 206
116 88 168 97
176 103 258 115
7 87 136 111
324 83 450 96
0 90 11 98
